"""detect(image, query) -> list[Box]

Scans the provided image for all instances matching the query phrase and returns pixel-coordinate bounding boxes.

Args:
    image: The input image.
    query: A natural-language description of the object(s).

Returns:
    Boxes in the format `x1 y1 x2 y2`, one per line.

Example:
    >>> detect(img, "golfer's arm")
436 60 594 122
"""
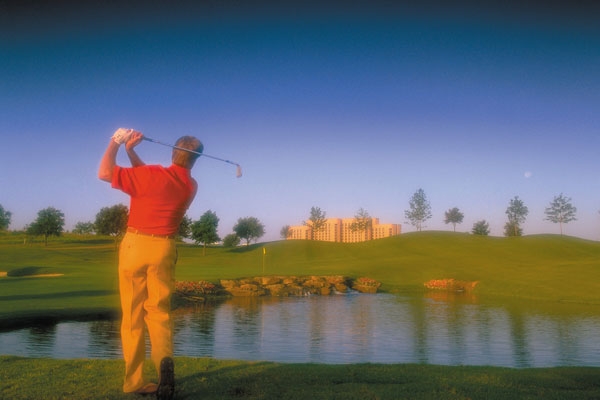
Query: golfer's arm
126 148 145 167
98 140 120 182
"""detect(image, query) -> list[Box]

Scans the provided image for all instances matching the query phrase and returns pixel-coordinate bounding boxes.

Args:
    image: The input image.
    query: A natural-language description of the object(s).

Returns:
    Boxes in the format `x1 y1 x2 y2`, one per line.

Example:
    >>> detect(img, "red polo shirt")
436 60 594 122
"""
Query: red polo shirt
112 164 197 236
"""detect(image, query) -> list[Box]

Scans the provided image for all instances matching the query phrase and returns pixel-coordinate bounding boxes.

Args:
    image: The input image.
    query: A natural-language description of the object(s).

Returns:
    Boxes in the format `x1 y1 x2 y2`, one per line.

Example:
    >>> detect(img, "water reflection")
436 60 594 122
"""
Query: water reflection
1 294 599 367
87 320 121 358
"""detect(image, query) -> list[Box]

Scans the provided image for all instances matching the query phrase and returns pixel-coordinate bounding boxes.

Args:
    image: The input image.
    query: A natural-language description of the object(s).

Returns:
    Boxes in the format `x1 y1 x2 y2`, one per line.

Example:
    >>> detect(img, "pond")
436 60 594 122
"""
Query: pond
1 293 599 367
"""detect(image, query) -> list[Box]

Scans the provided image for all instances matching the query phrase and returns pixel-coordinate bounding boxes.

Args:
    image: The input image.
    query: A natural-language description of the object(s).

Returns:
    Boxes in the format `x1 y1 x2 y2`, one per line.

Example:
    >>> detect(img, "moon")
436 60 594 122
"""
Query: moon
524 171 532 178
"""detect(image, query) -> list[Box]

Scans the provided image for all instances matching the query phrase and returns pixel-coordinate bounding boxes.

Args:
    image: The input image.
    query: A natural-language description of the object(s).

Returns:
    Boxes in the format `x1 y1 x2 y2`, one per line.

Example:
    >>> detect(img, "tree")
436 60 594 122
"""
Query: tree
350 207 372 241
303 206 327 240
27 207 65 246
444 207 464 232
73 221 95 235
233 216 265 246
95 204 129 243
505 196 528 236
504 221 523 237
472 220 490 236
191 210 220 255
0 204 12 231
178 215 193 240
222 233 241 248
404 188 432 232
544 193 577 235
280 225 291 239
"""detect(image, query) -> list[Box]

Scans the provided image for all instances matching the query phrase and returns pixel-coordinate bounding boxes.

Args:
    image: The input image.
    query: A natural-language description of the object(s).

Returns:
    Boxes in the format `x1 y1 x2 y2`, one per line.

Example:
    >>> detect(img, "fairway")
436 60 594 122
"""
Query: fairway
1 231 600 328
1 232 600 399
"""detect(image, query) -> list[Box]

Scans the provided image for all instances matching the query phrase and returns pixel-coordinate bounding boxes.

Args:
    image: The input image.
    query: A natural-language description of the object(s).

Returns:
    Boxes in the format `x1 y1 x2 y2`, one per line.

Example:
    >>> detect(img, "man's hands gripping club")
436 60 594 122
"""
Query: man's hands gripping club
99 128 144 182
112 128 139 144
114 128 145 166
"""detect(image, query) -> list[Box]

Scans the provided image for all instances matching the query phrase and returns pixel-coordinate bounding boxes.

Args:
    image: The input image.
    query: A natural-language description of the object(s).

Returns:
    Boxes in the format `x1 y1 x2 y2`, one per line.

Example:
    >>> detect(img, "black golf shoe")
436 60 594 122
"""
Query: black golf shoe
156 357 175 400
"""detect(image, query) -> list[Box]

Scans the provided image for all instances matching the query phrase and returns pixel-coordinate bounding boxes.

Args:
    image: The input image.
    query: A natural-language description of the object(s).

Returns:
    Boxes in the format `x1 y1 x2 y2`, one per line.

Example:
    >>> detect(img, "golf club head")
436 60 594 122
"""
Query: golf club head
236 165 243 178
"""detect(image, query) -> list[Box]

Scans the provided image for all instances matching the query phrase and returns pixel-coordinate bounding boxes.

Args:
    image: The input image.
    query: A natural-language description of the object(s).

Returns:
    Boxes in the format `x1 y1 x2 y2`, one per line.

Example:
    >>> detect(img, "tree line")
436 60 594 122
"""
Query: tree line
0 190 581 247
279 190 578 240
403 188 577 236
0 204 265 250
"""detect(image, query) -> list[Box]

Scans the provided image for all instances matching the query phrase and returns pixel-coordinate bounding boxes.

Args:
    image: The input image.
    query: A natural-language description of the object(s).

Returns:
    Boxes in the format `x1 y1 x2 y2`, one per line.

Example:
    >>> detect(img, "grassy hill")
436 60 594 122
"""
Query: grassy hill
1 231 599 327
177 231 600 304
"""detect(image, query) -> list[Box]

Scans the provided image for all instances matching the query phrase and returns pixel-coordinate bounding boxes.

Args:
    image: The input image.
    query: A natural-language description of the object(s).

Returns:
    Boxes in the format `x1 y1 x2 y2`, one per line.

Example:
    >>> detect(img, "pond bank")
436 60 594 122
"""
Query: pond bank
1 275 383 331
174 275 382 303
221 275 382 296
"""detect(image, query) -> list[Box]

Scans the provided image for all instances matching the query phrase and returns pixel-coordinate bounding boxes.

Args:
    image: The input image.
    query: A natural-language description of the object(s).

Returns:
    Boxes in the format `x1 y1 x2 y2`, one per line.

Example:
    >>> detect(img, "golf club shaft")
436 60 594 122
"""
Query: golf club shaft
143 137 240 167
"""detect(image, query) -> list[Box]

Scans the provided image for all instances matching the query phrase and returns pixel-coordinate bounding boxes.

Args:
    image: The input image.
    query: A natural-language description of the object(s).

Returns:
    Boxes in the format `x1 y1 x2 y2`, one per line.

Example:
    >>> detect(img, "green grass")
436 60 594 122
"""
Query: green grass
0 233 121 327
1 231 600 328
1 356 599 399
177 231 600 304
1 232 599 399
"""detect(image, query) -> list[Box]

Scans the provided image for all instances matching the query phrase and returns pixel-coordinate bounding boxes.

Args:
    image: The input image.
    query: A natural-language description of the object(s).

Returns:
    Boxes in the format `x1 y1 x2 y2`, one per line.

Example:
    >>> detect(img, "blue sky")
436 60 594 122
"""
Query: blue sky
1 2 599 241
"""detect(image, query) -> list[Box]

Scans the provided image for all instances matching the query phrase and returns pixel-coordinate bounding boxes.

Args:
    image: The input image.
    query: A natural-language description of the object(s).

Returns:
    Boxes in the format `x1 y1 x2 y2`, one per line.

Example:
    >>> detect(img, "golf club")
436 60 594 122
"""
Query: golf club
143 137 242 178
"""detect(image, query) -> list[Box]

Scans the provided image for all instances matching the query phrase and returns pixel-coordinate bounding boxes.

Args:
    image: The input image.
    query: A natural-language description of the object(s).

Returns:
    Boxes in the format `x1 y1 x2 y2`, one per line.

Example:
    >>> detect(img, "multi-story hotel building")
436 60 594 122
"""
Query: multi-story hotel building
287 225 311 240
287 217 401 243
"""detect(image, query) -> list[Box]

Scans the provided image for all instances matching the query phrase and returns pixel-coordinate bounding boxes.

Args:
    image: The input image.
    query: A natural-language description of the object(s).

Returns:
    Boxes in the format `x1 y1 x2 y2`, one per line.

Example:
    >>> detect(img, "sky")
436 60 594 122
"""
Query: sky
1 1 600 242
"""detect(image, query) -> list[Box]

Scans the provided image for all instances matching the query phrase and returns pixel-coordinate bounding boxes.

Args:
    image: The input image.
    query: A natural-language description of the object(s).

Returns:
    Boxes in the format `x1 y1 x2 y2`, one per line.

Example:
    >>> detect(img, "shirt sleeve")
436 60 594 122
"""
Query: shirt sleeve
111 165 152 197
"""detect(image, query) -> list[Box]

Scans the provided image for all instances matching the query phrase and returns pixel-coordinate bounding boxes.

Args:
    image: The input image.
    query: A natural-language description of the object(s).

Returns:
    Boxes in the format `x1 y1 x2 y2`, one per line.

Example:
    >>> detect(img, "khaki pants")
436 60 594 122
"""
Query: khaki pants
118 232 176 393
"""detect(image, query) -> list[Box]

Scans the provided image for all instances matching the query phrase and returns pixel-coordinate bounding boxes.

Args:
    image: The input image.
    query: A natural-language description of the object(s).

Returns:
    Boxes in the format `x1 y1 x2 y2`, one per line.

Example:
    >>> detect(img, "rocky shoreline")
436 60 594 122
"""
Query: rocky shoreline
174 275 382 302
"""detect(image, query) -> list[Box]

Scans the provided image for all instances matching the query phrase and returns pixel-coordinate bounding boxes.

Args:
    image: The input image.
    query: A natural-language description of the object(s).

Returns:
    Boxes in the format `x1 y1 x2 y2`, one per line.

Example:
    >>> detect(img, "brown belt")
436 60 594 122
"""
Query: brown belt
126 227 175 240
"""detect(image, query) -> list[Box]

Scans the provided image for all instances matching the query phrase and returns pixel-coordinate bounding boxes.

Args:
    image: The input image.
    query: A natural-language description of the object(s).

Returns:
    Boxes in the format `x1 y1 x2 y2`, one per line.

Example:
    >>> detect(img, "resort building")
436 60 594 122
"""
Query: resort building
287 225 311 240
287 217 401 243
372 222 402 240
313 218 342 242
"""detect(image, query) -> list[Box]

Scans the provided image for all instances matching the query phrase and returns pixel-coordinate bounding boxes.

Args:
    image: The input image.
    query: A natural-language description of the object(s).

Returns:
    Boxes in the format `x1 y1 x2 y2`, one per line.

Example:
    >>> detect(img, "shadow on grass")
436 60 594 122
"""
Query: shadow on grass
177 361 275 399
6 266 52 277
0 289 117 301
0 307 119 332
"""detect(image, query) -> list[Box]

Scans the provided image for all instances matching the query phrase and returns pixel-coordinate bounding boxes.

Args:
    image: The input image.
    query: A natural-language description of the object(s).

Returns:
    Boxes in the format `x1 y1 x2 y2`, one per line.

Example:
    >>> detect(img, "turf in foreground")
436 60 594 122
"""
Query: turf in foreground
1 356 598 400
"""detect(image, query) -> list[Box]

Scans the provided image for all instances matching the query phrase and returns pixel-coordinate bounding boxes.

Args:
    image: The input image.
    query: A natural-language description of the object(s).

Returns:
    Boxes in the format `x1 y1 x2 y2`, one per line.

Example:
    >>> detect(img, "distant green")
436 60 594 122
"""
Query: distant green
1 231 599 328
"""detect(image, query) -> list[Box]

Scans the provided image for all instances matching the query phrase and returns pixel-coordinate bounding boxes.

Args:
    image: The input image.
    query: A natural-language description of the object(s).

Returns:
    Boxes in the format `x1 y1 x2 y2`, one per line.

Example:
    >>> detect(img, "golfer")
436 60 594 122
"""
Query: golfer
98 128 203 399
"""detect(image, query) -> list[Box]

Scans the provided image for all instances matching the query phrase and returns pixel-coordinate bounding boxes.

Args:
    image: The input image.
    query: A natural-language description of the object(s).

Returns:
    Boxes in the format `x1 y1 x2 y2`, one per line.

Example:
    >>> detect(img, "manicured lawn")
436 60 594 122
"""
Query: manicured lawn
1 232 599 399
1 231 600 328
176 232 600 305
0 234 121 328
1 356 599 399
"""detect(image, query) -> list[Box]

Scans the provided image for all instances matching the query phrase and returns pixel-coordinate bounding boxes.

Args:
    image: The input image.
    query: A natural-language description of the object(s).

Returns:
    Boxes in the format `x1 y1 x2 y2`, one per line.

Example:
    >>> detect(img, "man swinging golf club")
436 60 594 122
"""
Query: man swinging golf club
99 128 203 399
